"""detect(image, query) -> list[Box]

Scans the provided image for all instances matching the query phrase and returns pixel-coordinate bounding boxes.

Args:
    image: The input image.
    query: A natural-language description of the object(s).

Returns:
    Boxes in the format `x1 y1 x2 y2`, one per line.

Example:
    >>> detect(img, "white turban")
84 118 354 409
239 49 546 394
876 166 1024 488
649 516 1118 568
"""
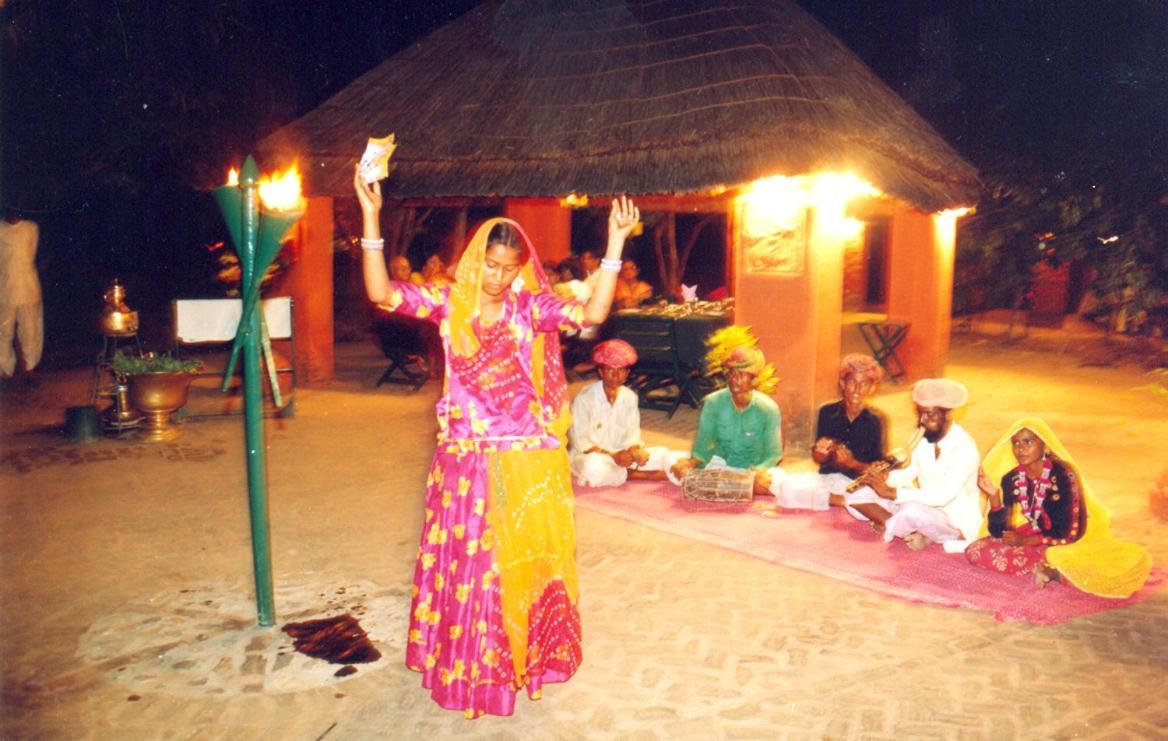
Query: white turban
911 378 968 409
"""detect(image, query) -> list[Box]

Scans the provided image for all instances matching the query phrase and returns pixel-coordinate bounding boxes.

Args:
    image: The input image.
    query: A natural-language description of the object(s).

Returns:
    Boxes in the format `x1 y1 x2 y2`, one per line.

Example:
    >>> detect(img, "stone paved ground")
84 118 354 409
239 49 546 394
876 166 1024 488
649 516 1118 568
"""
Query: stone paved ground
2 334 1166 739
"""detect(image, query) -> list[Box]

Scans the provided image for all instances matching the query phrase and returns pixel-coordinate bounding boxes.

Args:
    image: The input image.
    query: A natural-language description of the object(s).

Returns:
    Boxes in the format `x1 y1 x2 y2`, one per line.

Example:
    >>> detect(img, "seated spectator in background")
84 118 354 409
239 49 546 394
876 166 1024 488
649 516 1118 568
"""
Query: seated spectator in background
553 256 590 301
411 253 452 286
579 247 601 291
669 335 782 497
389 254 413 282
569 339 682 486
965 418 1150 596
847 379 982 551
614 258 654 309
766 354 886 510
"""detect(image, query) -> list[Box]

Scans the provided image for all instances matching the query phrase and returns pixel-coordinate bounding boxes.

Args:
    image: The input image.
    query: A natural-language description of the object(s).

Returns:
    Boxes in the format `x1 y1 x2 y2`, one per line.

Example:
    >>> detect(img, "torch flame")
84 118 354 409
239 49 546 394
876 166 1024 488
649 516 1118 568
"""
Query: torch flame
258 163 305 213
226 168 239 186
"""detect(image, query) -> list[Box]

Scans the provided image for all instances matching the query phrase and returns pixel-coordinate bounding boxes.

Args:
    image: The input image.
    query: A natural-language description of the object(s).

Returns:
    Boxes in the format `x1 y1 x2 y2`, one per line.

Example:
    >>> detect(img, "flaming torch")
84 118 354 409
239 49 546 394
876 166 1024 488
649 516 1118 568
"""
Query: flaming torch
213 155 305 626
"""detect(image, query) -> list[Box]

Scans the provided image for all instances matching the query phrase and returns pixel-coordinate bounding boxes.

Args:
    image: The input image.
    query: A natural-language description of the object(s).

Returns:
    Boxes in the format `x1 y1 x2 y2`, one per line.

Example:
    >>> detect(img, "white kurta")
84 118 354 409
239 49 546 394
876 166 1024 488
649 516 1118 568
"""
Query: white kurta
847 422 982 546
568 382 680 486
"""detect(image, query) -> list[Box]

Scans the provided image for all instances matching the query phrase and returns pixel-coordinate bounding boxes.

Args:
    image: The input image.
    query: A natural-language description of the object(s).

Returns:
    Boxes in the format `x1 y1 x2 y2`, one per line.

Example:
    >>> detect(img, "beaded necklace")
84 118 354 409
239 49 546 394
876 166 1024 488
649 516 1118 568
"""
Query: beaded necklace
1011 457 1054 533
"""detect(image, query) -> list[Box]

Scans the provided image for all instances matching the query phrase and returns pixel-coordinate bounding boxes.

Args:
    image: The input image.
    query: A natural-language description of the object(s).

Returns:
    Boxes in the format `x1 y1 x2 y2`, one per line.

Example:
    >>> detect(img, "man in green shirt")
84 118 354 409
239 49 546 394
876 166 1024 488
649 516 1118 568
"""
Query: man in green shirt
669 345 782 496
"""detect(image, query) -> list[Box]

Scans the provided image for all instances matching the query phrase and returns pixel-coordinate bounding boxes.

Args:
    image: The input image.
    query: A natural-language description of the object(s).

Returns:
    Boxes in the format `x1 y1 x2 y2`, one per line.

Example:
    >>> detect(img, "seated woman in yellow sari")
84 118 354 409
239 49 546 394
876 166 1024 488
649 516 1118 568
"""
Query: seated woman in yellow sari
966 418 1150 597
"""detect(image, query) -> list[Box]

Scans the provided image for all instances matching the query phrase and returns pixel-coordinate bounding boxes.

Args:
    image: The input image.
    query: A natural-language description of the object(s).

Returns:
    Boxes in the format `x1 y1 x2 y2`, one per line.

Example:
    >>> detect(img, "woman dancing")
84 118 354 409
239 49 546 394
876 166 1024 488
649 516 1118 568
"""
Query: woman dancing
355 166 639 717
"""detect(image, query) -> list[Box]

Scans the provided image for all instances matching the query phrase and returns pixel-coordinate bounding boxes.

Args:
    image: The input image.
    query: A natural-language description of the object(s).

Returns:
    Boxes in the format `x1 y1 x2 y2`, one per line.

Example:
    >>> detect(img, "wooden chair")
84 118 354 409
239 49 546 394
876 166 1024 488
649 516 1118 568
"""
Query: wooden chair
373 315 431 391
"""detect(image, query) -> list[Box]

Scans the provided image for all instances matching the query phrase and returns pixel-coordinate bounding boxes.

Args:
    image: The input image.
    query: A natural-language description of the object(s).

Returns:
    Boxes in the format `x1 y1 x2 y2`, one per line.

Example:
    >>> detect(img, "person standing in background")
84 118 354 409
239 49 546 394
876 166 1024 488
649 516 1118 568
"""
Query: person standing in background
0 211 43 386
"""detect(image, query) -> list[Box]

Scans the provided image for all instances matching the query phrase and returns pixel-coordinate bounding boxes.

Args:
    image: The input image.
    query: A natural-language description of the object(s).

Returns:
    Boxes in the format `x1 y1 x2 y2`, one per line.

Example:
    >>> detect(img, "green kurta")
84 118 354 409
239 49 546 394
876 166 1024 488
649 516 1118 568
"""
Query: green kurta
691 388 783 469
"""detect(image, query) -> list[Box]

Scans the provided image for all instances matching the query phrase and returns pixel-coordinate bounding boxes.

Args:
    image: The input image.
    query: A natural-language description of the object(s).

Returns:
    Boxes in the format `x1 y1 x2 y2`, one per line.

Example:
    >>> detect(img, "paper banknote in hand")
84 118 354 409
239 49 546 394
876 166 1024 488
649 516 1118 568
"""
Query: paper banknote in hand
359 134 396 184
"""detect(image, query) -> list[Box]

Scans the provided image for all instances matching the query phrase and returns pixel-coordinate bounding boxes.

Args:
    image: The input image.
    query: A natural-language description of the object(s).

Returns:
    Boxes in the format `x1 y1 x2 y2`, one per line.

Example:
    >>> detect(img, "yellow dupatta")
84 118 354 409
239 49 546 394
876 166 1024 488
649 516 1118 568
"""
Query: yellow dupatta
981 418 1150 598
450 218 578 685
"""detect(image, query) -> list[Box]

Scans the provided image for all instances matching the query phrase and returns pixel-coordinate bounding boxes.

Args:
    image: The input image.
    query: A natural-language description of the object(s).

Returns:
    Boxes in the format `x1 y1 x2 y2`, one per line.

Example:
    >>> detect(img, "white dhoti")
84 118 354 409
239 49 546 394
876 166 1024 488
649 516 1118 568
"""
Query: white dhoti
0 301 43 376
571 445 685 487
844 491 962 545
764 469 853 511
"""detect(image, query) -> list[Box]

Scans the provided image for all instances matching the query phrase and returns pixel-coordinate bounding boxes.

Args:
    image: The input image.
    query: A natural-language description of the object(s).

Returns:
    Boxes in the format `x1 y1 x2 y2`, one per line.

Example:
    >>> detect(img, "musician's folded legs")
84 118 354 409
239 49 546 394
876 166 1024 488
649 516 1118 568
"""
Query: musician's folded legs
764 469 839 511
882 501 961 547
843 485 895 533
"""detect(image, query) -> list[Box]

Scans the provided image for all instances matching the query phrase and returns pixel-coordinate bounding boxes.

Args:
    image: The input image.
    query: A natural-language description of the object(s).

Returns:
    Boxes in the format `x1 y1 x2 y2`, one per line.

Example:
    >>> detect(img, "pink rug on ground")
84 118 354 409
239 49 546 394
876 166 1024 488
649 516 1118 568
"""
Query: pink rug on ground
575 480 1165 625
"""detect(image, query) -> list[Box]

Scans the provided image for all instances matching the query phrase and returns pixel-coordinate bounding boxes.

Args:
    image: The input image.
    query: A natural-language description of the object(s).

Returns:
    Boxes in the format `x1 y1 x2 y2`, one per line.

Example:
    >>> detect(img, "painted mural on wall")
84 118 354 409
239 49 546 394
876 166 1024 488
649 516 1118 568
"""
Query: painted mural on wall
738 200 808 276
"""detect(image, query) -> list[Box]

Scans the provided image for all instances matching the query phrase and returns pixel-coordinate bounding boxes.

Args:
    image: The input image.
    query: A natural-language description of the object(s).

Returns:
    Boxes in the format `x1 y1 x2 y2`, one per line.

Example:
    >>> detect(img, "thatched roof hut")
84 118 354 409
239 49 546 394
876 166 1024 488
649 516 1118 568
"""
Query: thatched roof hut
260 0 978 211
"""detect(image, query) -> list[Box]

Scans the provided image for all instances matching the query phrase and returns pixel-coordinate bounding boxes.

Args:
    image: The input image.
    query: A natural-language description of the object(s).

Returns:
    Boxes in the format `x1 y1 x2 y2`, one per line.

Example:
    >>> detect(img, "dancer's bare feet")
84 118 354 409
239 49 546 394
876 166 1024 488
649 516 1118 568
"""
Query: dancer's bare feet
904 532 930 551
869 520 885 535
1033 563 1058 589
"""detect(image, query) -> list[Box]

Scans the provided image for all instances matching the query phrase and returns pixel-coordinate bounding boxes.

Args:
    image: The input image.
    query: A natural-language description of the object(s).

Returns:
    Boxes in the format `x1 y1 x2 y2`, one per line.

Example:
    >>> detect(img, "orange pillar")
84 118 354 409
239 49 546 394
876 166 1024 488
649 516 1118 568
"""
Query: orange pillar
284 195 335 386
733 205 844 453
503 198 571 263
886 209 954 379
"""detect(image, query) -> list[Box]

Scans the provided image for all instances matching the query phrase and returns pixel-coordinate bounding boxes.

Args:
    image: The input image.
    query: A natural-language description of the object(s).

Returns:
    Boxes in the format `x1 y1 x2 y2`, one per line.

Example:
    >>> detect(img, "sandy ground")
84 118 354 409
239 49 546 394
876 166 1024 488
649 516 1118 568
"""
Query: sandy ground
2 328 1166 740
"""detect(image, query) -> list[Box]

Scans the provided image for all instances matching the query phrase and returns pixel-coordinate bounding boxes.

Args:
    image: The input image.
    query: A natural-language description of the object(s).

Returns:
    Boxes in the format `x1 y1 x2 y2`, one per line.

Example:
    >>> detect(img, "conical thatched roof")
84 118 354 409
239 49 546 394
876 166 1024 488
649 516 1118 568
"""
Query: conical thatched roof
260 0 978 211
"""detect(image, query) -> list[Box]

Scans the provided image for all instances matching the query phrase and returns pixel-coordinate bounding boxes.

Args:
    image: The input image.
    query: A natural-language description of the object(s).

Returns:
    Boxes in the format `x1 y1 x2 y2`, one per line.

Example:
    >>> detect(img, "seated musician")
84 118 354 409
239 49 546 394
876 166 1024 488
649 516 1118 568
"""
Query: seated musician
569 339 682 486
669 334 782 497
847 379 982 552
765 354 887 510
965 418 1150 596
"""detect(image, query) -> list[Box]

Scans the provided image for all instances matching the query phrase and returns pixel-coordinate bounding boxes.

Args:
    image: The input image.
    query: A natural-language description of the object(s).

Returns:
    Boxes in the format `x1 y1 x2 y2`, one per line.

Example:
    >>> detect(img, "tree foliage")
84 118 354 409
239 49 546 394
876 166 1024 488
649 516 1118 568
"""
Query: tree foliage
814 0 1168 330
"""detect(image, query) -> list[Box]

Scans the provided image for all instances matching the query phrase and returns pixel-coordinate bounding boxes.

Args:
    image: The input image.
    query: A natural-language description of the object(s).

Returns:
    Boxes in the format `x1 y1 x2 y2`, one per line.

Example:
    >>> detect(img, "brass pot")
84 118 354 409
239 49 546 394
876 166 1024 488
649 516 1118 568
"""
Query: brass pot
127 372 195 442
100 309 139 336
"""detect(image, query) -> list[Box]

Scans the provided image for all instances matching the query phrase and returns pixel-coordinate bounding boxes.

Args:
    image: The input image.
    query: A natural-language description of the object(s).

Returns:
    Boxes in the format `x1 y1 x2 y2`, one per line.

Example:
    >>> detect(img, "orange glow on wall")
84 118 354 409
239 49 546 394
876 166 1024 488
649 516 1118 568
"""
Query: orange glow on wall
739 172 880 242
932 206 972 262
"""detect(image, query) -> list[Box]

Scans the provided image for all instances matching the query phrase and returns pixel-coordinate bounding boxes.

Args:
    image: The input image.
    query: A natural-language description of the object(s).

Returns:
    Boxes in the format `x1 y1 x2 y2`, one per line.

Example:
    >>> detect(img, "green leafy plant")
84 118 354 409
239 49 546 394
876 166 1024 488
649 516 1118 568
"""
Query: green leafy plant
111 351 203 375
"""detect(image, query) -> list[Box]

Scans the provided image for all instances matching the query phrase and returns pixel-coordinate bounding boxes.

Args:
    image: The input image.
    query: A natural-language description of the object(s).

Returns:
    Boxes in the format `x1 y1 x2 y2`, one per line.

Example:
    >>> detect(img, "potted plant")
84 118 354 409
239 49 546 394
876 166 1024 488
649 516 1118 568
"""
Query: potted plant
111 351 203 442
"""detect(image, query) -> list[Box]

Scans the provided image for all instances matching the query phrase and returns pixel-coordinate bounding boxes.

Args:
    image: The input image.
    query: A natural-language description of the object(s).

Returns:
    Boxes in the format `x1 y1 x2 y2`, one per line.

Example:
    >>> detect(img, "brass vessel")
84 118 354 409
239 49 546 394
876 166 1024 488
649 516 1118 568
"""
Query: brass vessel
99 279 139 336
127 372 194 442
102 382 142 431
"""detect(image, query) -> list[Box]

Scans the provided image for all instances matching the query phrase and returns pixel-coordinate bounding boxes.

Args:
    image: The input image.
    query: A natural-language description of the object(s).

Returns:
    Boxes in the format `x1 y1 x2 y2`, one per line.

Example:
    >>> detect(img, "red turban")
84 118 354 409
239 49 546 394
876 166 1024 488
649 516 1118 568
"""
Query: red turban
592 339 638 368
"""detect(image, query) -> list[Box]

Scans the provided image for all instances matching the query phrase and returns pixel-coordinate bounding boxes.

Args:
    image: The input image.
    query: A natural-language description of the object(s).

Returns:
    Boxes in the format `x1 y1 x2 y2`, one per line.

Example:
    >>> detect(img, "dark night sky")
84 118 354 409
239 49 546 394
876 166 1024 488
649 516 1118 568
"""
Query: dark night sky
5 0 1166 199
2 0 1166 362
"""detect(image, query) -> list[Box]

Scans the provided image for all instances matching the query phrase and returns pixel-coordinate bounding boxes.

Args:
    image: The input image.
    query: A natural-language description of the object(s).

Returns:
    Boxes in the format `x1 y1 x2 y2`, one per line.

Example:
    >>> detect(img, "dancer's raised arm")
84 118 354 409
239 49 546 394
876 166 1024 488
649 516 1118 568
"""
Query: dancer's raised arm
353 164 390 304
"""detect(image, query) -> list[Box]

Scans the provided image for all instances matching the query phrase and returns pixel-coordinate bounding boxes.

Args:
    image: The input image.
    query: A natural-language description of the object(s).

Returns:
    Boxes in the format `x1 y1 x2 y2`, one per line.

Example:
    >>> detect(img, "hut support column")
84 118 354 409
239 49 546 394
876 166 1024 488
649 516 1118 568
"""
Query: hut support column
285 196 335 385
733 205 843 453
887 209 953 379
504 199 570 262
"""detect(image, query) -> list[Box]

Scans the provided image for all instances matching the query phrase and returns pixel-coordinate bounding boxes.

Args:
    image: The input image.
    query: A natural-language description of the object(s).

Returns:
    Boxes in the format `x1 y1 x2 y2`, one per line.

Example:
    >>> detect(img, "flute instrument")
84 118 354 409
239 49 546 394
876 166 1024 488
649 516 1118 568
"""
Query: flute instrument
844 425 925 492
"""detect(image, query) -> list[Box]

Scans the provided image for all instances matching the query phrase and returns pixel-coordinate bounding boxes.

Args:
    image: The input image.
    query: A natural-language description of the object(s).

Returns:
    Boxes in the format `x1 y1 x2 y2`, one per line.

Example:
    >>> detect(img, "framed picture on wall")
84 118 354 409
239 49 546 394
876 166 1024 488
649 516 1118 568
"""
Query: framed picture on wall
738 201 808 276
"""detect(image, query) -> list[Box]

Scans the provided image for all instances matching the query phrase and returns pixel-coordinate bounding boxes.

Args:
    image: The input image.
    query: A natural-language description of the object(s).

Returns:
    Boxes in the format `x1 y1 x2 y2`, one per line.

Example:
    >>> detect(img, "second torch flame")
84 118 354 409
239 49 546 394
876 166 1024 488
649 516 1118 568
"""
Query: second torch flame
225 164 304 213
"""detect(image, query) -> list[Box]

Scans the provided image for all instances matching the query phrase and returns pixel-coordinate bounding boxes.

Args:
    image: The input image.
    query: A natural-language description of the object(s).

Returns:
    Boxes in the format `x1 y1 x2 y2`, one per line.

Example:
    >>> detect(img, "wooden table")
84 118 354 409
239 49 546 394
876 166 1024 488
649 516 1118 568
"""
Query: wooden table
613 309 730 417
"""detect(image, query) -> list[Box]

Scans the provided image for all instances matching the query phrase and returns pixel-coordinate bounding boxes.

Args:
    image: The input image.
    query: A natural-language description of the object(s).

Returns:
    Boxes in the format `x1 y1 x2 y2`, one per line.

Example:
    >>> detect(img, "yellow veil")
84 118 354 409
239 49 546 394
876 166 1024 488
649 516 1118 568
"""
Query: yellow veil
981 417 1150 598
447 217 569 420
450 218 578 685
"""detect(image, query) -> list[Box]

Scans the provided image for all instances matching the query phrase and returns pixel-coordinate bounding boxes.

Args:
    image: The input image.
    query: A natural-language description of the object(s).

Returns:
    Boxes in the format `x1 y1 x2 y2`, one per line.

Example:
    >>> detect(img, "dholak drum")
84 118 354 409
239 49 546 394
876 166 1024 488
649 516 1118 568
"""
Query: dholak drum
682 467 754 503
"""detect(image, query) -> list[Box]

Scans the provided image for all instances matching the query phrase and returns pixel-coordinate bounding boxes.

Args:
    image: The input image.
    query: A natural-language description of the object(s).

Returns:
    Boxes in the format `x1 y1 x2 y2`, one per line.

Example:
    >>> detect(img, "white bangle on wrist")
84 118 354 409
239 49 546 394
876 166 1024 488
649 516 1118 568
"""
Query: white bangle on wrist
600 257 621 273
360 237 385 252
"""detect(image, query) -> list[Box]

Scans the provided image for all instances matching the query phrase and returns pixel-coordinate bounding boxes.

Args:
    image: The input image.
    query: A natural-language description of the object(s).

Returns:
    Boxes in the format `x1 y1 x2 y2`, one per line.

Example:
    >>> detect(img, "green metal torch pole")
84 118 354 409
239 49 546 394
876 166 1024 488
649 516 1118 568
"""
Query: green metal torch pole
238 158 276 626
